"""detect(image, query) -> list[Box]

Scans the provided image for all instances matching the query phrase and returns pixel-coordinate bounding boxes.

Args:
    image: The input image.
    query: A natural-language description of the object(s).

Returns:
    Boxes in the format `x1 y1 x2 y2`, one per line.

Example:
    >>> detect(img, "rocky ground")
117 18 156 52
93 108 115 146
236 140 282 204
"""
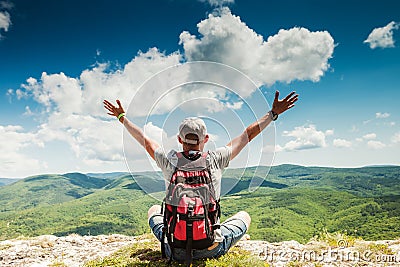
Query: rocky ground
0 234 140 267
1 234 400 267
235 237 400 267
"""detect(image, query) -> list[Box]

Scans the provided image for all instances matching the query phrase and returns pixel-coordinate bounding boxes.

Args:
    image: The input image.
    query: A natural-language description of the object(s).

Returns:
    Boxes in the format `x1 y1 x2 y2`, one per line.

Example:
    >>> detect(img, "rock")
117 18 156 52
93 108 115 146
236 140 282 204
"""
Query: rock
240 234 251 241
1 235 400 267
236 238 400 267
0 234 140 267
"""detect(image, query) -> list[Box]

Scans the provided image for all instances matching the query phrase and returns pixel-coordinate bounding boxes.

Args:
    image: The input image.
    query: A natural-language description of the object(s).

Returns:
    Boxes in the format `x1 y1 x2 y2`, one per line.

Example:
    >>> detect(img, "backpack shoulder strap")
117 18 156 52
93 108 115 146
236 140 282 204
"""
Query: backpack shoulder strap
174 151 208 171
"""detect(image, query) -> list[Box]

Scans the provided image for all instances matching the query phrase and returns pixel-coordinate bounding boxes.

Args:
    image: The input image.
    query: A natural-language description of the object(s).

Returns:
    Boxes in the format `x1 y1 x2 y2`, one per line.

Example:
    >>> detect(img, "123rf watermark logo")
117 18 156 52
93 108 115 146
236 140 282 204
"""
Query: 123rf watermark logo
255 241 399 264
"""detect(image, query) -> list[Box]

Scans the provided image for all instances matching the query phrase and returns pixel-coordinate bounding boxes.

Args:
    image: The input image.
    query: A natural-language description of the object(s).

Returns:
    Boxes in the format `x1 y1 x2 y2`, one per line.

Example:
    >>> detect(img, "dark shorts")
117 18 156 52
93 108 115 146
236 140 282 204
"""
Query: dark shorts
149 212 248 261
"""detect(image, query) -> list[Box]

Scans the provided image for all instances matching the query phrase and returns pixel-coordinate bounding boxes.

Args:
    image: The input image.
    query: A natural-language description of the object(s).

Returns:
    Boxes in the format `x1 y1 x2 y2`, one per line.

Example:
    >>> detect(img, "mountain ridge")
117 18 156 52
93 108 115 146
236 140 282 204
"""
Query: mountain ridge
1 164 399 243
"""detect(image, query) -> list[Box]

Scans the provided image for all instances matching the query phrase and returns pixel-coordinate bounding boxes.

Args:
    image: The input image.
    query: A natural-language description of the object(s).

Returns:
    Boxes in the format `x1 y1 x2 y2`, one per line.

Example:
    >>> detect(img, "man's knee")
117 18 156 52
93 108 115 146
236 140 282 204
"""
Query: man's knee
234 211 251 229
147 204 162 220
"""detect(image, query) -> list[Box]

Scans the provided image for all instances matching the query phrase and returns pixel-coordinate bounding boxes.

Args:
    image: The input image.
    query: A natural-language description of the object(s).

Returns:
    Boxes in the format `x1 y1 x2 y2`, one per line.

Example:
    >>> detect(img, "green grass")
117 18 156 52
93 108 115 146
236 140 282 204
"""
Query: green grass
84 234 267 267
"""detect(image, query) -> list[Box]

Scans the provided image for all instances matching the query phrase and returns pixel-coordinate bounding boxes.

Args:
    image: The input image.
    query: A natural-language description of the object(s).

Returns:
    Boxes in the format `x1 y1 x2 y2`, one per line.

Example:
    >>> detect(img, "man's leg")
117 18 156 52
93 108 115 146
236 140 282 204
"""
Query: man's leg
148 204 163 241
191 210 251 260
148 204 162 221
221 211 251 248
148 204 174 259
148 207 250 260
231 211 251 230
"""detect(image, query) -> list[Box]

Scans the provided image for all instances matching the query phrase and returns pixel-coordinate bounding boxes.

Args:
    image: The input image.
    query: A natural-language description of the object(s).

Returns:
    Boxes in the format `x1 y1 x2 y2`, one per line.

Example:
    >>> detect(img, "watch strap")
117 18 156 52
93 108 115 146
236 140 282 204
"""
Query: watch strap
270 110 278 121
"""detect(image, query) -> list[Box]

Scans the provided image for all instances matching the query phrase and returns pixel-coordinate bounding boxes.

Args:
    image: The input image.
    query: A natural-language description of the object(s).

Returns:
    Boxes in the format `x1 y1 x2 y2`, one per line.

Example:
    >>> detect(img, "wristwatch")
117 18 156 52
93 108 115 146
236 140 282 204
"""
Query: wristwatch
270 110 278 121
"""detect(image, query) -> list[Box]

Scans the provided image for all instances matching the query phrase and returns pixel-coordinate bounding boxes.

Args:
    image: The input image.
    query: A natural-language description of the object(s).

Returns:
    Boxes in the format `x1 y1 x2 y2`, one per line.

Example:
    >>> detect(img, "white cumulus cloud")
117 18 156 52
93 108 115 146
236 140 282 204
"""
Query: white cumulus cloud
325 129 334 136
198 0 234 7
280 125 329 151
0 1 12 36
376 112 390 119
333 138 352 148
364 21 399 49
21 72 83 114
363 133 377 140
14 48 182 166
143 122 178 150
35 113 128 163
0 125 44 177
392 132 400 144
19 48 182 118
10 8 336 174
367 140 386 149
180 8 334 87
0 10 10 33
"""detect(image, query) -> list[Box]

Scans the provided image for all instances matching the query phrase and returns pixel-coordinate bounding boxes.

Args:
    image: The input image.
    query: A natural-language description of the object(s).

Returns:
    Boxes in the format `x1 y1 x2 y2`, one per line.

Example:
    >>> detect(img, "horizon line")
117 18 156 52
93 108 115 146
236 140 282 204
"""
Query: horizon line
2 163 399 180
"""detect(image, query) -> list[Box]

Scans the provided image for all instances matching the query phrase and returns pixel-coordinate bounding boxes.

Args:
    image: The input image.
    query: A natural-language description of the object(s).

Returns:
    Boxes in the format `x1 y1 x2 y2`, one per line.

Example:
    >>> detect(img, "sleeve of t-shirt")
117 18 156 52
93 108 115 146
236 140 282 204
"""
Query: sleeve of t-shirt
213 146 232 169
154 147 170 171
154 147 178 172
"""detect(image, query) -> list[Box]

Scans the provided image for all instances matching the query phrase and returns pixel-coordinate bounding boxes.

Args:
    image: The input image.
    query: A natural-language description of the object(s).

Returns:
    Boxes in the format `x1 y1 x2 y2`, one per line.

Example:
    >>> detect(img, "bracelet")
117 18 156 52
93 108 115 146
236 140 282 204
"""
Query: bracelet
117 113 126 120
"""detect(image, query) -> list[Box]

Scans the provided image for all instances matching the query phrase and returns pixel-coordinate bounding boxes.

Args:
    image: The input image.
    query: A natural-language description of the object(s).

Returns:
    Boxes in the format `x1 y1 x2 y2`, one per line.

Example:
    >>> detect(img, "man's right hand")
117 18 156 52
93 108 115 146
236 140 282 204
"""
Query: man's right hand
103 99 125 122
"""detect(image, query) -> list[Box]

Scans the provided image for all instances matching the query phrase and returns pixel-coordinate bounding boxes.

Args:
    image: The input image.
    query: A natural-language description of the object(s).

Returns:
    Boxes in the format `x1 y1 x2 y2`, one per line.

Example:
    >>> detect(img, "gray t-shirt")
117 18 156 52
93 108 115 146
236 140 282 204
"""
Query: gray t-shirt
154 146 232 242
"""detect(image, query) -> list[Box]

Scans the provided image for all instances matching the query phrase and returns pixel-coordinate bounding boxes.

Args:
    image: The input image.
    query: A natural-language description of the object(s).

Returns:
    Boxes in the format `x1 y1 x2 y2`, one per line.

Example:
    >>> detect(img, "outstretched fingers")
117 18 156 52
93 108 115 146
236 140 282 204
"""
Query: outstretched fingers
283 91 296 102
103 100 118 116
274 90 280 101
116 99 123 109
287 93 299 109
289 94 299 103
103 100 114 109
103 99 114 106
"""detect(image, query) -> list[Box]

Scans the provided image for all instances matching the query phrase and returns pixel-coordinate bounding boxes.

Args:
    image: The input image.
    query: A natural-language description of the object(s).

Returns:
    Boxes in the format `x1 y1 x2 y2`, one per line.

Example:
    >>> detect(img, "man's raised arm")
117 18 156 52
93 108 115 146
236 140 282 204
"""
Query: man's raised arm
103 99 160 160
227 91 298 160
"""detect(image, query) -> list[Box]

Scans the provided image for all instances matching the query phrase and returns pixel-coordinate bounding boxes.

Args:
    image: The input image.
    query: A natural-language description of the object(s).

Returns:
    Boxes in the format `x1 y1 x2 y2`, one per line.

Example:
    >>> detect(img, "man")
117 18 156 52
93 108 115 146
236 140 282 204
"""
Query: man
103 90 298 262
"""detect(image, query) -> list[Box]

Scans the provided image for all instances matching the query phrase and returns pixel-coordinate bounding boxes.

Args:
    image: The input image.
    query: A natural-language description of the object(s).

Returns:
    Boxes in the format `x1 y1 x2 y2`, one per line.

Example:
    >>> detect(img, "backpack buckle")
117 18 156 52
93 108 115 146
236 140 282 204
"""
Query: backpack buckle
188 201 195 217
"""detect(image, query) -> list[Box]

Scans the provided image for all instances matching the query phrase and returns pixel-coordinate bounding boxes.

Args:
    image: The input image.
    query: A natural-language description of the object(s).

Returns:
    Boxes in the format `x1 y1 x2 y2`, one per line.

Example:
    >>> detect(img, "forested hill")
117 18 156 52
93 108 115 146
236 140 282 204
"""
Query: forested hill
0 178 19 186
0 164 399 242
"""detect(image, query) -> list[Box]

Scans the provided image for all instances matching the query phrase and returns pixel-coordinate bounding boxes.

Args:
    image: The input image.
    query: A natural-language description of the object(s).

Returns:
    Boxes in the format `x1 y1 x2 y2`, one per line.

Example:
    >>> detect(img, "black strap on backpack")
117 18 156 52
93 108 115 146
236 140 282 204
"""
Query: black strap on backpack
186 201 195 266
160 198 167 259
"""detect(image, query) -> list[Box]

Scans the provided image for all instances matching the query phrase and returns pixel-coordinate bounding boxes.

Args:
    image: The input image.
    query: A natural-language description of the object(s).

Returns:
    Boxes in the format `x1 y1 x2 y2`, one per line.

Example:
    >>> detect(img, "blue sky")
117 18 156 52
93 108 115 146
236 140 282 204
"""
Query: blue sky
0 0 399 178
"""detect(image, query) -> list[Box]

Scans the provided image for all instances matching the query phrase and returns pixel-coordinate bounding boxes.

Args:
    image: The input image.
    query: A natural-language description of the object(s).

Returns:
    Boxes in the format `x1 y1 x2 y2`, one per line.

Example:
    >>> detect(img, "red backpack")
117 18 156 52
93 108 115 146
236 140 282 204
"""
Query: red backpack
161 151 220 266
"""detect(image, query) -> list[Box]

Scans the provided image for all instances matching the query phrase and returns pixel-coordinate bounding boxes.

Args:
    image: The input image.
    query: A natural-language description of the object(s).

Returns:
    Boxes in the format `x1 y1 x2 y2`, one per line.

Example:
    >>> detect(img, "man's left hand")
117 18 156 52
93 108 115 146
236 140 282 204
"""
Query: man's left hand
272 90 299 115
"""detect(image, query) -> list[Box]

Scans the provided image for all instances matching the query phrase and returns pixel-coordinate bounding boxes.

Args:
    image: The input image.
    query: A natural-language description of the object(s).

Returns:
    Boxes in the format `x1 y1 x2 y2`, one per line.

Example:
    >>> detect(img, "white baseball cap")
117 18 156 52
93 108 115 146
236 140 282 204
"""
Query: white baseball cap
178 117 207 145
